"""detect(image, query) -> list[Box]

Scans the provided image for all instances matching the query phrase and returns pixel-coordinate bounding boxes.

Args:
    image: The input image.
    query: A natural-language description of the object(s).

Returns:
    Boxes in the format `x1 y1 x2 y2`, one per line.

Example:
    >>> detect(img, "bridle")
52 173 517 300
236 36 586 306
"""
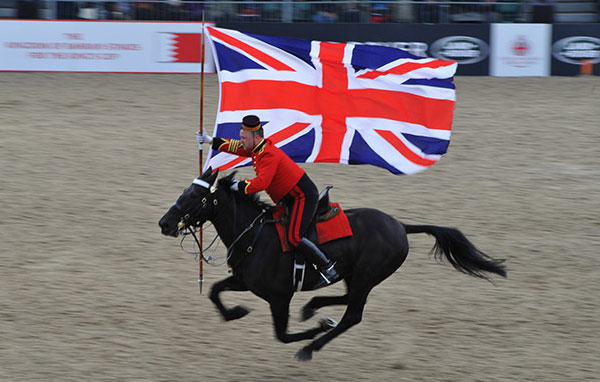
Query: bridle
181 178 219 225
176 177 267 268
172 178 219 262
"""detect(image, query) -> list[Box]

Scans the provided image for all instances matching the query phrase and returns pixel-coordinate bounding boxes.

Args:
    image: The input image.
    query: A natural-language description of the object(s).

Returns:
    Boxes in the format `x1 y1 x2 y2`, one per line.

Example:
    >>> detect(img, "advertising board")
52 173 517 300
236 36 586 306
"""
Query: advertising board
490 23 552 77
552 25 600 76
0 20 215 73
6 21 597 76
220 23 491 75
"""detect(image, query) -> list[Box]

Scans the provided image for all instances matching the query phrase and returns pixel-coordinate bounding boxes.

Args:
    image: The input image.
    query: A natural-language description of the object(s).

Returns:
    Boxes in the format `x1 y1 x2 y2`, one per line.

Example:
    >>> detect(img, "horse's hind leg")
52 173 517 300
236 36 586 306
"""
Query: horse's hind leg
209 276 251 321
300 294 349 321
270 297 333 344
295 284 373 361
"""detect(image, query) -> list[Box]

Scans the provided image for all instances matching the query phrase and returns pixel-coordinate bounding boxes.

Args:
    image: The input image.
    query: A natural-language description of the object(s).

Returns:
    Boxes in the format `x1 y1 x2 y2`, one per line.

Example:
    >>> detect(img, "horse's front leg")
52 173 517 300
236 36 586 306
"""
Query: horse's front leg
270 297 334 344
209 276 251 321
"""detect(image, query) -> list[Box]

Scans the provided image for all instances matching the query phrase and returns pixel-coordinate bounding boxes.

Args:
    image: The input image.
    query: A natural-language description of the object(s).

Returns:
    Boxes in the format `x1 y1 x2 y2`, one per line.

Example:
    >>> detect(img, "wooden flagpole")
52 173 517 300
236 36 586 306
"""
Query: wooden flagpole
198 11 206 294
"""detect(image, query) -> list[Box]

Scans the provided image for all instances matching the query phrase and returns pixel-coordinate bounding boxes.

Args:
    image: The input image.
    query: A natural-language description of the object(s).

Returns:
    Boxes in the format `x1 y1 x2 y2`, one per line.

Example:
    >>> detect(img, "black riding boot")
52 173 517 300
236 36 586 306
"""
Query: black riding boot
298 238 340 289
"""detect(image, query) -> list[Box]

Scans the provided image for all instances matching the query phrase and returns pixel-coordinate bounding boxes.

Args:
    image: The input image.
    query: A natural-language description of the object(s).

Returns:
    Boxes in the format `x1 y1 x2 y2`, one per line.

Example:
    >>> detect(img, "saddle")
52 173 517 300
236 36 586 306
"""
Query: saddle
316 186 341 222
269 187 353 291
271 186 353 252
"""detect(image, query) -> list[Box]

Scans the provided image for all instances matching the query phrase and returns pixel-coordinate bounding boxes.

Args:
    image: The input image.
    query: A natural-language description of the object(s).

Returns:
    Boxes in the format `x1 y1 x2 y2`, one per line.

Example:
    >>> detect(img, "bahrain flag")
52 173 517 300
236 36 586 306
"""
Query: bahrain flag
155 32 202 63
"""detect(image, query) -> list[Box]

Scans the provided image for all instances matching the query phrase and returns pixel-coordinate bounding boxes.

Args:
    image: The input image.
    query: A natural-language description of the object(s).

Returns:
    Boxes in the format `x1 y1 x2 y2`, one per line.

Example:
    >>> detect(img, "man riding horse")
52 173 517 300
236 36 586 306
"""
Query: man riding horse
197 115 340 288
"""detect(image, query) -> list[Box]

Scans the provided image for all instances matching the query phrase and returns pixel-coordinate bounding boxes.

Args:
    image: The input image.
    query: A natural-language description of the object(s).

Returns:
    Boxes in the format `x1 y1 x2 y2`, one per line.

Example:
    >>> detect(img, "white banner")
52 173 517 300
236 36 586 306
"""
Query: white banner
490 24 551 77
0 20 215 73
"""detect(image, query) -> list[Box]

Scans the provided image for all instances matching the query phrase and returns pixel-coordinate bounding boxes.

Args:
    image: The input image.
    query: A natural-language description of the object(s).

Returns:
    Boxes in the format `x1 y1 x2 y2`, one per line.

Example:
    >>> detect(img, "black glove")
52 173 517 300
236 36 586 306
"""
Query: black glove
230 180 248 195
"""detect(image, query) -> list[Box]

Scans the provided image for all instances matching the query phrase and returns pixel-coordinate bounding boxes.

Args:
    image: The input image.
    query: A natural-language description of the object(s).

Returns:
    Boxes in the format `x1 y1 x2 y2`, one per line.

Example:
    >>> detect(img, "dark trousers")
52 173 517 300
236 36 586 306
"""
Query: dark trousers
280 173 318 247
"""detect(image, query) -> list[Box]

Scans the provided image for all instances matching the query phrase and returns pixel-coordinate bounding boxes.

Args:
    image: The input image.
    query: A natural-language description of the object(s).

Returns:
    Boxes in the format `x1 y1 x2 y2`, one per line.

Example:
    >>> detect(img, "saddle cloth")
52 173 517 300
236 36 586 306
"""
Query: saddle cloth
272 202 353 252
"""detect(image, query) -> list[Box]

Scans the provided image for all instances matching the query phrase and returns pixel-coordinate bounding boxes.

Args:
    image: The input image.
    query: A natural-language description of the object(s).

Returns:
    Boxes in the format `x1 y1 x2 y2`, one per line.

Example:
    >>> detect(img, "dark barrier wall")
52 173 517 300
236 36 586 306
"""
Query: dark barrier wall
552 25 600 76
218 23 490 75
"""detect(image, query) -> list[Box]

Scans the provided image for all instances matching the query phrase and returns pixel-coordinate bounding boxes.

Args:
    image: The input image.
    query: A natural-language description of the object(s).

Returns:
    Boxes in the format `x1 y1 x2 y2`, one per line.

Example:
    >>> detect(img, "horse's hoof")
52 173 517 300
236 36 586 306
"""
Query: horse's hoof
300 307 315 322
295 348 313 362
319 317 338 331
225 305 250 321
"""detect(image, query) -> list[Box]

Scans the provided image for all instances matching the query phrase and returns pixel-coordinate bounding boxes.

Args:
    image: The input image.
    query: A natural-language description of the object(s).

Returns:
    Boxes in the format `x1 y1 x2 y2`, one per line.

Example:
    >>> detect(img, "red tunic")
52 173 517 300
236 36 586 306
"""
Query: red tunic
214 138 305 203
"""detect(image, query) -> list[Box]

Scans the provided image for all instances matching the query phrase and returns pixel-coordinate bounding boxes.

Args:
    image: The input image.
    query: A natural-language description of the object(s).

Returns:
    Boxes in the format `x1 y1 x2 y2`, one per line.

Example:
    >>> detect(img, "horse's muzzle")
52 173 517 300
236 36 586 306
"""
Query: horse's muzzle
158 215 179 237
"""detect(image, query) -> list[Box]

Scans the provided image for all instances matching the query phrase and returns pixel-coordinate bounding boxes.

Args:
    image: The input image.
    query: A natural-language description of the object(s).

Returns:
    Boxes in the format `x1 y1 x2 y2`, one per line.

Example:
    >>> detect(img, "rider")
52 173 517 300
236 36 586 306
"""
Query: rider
197 115 340 288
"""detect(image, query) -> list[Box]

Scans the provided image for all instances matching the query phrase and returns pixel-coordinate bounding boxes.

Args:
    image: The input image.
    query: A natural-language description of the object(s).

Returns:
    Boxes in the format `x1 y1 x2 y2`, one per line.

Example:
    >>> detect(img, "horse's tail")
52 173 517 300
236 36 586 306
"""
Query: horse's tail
404 224 507 280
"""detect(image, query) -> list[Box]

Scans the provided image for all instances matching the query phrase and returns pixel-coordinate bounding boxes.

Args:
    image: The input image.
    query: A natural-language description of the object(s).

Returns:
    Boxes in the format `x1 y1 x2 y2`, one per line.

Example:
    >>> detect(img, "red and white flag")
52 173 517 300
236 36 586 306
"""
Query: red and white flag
205 27 457 175
155 32 202 63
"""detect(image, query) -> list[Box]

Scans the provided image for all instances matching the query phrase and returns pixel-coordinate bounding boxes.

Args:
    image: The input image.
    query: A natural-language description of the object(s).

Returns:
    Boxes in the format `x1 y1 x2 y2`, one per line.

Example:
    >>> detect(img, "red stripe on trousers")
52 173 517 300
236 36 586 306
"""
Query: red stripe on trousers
287 186 305 247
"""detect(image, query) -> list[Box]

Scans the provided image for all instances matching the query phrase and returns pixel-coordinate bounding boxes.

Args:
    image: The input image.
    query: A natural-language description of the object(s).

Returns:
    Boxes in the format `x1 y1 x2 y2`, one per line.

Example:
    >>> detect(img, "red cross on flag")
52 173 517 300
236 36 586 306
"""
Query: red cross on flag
204 27 457 175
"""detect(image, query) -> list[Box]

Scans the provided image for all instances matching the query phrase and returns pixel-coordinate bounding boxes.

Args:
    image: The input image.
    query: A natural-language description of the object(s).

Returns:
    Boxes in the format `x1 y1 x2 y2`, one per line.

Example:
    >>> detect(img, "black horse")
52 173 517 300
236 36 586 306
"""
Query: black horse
159 168 507 361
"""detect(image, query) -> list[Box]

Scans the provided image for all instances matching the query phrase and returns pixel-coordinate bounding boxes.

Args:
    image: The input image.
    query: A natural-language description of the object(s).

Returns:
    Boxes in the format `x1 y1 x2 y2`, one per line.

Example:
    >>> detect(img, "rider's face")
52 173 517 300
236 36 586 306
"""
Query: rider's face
240 129 258 151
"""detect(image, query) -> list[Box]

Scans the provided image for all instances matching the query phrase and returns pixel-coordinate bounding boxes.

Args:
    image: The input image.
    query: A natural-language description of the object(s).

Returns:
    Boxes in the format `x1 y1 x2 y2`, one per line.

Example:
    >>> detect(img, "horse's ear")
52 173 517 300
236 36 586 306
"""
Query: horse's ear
208 169 219 185
200 167 212 180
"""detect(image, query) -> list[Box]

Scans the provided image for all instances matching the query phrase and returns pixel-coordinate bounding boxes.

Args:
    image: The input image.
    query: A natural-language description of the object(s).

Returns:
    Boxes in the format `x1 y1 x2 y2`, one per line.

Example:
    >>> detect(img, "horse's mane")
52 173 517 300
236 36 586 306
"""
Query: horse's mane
218 171 273 210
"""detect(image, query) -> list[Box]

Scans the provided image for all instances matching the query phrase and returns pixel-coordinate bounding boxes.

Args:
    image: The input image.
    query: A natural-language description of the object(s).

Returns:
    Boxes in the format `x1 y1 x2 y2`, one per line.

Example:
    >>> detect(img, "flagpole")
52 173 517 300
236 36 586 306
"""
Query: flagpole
198 11 206 294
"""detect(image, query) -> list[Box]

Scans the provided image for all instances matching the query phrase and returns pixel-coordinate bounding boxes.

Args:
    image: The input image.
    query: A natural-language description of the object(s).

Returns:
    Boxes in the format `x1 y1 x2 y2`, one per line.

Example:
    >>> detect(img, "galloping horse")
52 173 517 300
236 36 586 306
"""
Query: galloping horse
159 168 507 361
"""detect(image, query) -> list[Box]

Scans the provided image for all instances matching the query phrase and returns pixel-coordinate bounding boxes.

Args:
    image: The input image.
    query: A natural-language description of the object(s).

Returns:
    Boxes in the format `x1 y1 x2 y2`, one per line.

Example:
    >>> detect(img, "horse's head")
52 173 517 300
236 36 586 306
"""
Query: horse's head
158 167 219 237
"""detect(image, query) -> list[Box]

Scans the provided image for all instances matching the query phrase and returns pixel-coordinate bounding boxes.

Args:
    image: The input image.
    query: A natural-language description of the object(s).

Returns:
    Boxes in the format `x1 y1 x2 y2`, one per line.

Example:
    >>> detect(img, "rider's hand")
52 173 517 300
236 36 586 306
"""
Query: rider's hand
196 131 213 145
230 180 247 195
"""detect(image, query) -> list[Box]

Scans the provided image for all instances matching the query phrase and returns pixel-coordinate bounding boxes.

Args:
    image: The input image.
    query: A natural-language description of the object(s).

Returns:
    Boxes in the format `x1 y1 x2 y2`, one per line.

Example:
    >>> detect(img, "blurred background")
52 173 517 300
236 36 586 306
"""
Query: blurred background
1 4 599 382
4 0 600 24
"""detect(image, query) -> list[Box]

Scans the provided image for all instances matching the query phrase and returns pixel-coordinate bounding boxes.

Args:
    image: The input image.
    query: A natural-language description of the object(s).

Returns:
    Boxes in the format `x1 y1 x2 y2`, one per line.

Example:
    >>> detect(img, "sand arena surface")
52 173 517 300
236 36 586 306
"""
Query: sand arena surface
1 73 599 381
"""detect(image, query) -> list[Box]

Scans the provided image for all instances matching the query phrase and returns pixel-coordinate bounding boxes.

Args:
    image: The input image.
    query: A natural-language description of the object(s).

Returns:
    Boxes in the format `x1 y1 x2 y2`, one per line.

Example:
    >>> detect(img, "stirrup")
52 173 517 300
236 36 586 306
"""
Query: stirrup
315 263 340 289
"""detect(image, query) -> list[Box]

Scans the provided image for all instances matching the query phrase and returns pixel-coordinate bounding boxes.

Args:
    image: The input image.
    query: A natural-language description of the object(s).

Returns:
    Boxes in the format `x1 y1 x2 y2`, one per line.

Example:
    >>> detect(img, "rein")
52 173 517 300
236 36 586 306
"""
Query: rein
180 209 265 268
213 183 272 269
227 211 265 256
179 179 269 269
225 192 267 269
181 226 220 263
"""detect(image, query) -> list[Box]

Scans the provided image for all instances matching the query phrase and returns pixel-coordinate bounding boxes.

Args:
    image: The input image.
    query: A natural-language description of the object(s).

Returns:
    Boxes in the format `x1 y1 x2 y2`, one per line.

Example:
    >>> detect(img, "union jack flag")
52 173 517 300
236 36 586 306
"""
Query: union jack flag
204 27 457 175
